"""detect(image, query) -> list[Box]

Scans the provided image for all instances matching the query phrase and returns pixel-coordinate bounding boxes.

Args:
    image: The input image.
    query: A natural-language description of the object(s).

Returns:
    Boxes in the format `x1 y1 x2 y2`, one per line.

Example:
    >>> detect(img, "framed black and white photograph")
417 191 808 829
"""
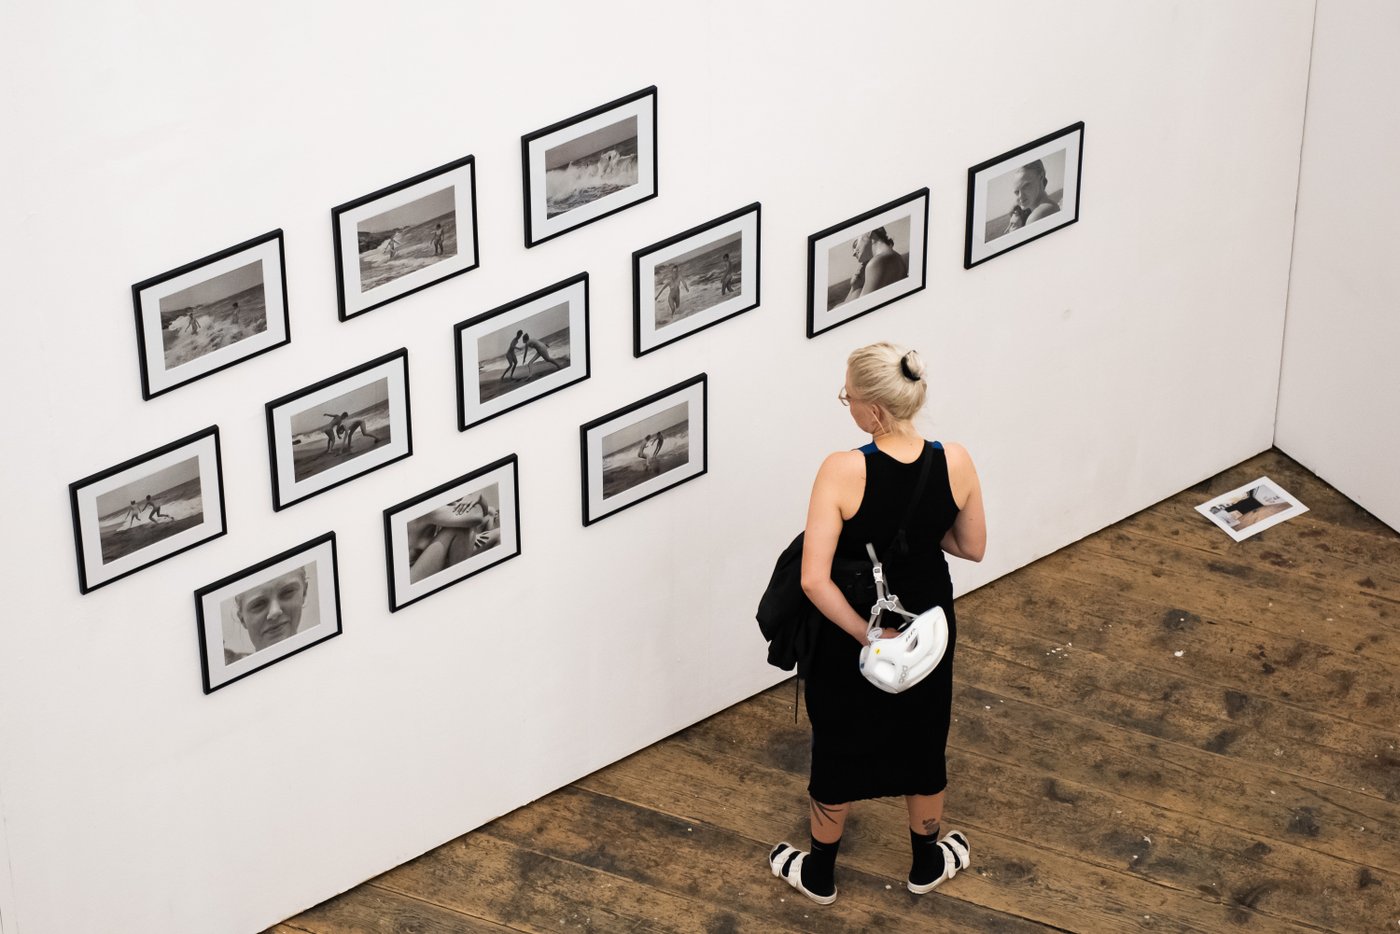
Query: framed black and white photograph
331 154 479 320
383 455 521 611
1195 477 1309 543
807 189 929 338
265 349 412 510
454 273 590 431
580 374 707 526
195 532 342 694
69 426 226 593
965 122 1084 268
633 203 760 356
132 231 289 399
521 86 657 247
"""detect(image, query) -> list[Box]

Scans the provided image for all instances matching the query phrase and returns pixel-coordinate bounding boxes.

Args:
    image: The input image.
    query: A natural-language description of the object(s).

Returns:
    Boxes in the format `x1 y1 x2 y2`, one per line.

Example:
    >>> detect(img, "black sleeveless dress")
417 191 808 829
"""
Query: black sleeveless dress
804 440 961 803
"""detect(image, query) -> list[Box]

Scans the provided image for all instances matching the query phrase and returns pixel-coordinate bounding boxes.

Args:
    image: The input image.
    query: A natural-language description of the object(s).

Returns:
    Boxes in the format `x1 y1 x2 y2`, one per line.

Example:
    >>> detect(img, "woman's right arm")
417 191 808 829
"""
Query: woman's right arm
800 452 874 645
940 442 986 562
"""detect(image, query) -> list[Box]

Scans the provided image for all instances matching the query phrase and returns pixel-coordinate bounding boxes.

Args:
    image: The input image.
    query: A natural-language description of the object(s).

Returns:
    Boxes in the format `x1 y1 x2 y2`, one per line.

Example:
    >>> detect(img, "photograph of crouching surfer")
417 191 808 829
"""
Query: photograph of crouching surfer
768 342 986 905
266 349 413 510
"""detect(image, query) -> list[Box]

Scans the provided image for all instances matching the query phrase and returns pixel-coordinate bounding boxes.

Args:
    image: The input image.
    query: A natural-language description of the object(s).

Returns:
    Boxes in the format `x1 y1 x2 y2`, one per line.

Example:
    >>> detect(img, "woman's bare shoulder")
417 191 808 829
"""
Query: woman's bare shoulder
818 448 866 479
938 440 970 459
939 441 977 474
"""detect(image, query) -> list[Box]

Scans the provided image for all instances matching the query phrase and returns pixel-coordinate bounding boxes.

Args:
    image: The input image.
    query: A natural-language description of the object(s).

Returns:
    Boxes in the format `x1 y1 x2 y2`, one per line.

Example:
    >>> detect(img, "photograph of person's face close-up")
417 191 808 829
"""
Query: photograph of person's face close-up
198 536 341 693
231 566 308 654
984 149 1067 243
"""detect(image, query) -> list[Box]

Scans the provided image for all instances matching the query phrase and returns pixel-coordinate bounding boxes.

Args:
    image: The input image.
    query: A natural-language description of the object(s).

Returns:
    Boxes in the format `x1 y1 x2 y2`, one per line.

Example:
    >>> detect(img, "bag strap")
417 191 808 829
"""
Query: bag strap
862 443 934 638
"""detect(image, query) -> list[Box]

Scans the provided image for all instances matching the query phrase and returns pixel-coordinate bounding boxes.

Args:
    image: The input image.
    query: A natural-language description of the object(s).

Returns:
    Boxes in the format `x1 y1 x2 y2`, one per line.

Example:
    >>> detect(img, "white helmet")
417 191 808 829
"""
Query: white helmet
859 605 948 694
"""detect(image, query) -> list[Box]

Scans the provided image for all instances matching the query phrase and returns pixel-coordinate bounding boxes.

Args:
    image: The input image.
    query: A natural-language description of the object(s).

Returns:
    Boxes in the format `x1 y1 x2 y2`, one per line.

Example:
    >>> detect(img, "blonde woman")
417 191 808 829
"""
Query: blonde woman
769 342 986 904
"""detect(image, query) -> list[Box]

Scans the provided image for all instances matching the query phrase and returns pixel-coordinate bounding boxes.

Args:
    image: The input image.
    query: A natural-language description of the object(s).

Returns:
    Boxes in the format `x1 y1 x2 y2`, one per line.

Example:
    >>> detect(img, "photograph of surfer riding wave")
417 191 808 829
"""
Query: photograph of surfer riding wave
543 115 639 219
157 259 269 371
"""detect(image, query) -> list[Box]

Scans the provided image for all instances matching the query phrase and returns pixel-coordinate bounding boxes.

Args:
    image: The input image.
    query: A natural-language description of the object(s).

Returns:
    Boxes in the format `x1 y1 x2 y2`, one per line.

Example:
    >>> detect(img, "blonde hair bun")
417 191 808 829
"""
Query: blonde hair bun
846 342 927 422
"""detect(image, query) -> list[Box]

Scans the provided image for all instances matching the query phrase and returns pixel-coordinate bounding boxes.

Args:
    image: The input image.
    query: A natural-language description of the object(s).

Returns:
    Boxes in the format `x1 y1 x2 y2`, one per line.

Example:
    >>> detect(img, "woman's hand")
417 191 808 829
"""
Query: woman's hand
862 625 905 646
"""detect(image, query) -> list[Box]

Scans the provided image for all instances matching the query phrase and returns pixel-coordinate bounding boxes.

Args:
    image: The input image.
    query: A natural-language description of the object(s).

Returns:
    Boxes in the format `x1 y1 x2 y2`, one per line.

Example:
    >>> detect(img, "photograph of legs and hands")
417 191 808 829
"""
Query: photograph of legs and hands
15 4 1399 934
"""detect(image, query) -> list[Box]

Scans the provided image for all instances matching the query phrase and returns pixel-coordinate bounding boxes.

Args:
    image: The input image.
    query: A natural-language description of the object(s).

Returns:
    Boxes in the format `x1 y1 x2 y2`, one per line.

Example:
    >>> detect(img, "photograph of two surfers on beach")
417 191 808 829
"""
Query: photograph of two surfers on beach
600 402 690 500
95 457 205 564
355 185 459 293
475 302 573 405
651 230 744 330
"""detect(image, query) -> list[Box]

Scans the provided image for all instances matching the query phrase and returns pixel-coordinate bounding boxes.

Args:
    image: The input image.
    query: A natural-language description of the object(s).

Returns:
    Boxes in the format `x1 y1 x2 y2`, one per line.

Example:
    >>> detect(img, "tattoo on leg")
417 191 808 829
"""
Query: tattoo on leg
809 797 846 828
921 817 941 836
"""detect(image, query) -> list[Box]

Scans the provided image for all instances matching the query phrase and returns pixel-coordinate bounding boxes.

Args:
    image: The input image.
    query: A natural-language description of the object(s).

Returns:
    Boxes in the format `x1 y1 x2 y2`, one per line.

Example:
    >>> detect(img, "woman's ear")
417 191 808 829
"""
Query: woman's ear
869 405 886 435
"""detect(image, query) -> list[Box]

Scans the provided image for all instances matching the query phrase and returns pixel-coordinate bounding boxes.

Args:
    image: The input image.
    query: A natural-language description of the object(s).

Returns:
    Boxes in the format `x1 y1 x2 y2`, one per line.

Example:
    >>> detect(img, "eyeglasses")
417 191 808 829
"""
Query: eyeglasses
838 387 862 407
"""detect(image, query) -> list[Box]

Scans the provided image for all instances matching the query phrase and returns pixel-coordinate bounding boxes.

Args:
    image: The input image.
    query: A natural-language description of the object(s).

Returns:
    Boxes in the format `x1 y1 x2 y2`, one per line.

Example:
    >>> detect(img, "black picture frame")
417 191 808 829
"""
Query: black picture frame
265 348 413 510
132 230 290 399
331 154 480 320
195 532 342 694
69 425 227 594
383 454 522 611
521 86 658 248
632 203 761 357
454 273 591 431
964 122 1084 268
806 189 930 339
579 373 707 526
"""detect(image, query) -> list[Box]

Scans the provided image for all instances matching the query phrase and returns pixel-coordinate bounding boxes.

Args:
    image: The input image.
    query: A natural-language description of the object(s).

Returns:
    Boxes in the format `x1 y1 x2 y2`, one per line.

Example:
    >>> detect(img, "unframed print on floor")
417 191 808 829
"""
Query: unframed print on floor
132 231 290 399
580 373 707 526
332 154 480 320
633 203 760 356
1195 476 1308 542
383 454 521 611
69 426 227 593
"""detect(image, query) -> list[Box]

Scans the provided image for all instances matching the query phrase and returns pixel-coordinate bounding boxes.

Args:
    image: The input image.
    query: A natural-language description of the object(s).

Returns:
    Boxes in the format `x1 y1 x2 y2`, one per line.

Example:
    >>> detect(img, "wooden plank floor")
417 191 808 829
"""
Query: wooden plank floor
273 449 1400 933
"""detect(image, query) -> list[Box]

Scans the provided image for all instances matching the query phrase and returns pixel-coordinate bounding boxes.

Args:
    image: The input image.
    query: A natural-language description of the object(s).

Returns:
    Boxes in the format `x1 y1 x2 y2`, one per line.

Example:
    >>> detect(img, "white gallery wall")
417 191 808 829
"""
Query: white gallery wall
0 2 1314 932
1276 0 1400 532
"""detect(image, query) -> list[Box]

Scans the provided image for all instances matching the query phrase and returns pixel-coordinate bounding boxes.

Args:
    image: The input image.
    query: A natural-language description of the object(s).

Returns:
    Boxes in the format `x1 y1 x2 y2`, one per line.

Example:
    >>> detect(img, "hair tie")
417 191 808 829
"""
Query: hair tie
899 354 920 381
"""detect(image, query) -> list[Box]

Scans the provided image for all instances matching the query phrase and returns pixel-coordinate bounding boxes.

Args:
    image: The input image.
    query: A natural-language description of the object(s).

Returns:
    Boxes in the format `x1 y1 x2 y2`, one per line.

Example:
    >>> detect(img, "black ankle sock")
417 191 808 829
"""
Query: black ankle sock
909 828 946 885
801 835 840 895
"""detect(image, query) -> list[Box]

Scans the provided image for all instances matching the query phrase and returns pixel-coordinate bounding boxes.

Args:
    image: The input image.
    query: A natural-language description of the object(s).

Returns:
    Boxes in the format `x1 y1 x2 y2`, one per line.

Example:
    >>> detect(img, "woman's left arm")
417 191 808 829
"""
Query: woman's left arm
940 442 986 562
